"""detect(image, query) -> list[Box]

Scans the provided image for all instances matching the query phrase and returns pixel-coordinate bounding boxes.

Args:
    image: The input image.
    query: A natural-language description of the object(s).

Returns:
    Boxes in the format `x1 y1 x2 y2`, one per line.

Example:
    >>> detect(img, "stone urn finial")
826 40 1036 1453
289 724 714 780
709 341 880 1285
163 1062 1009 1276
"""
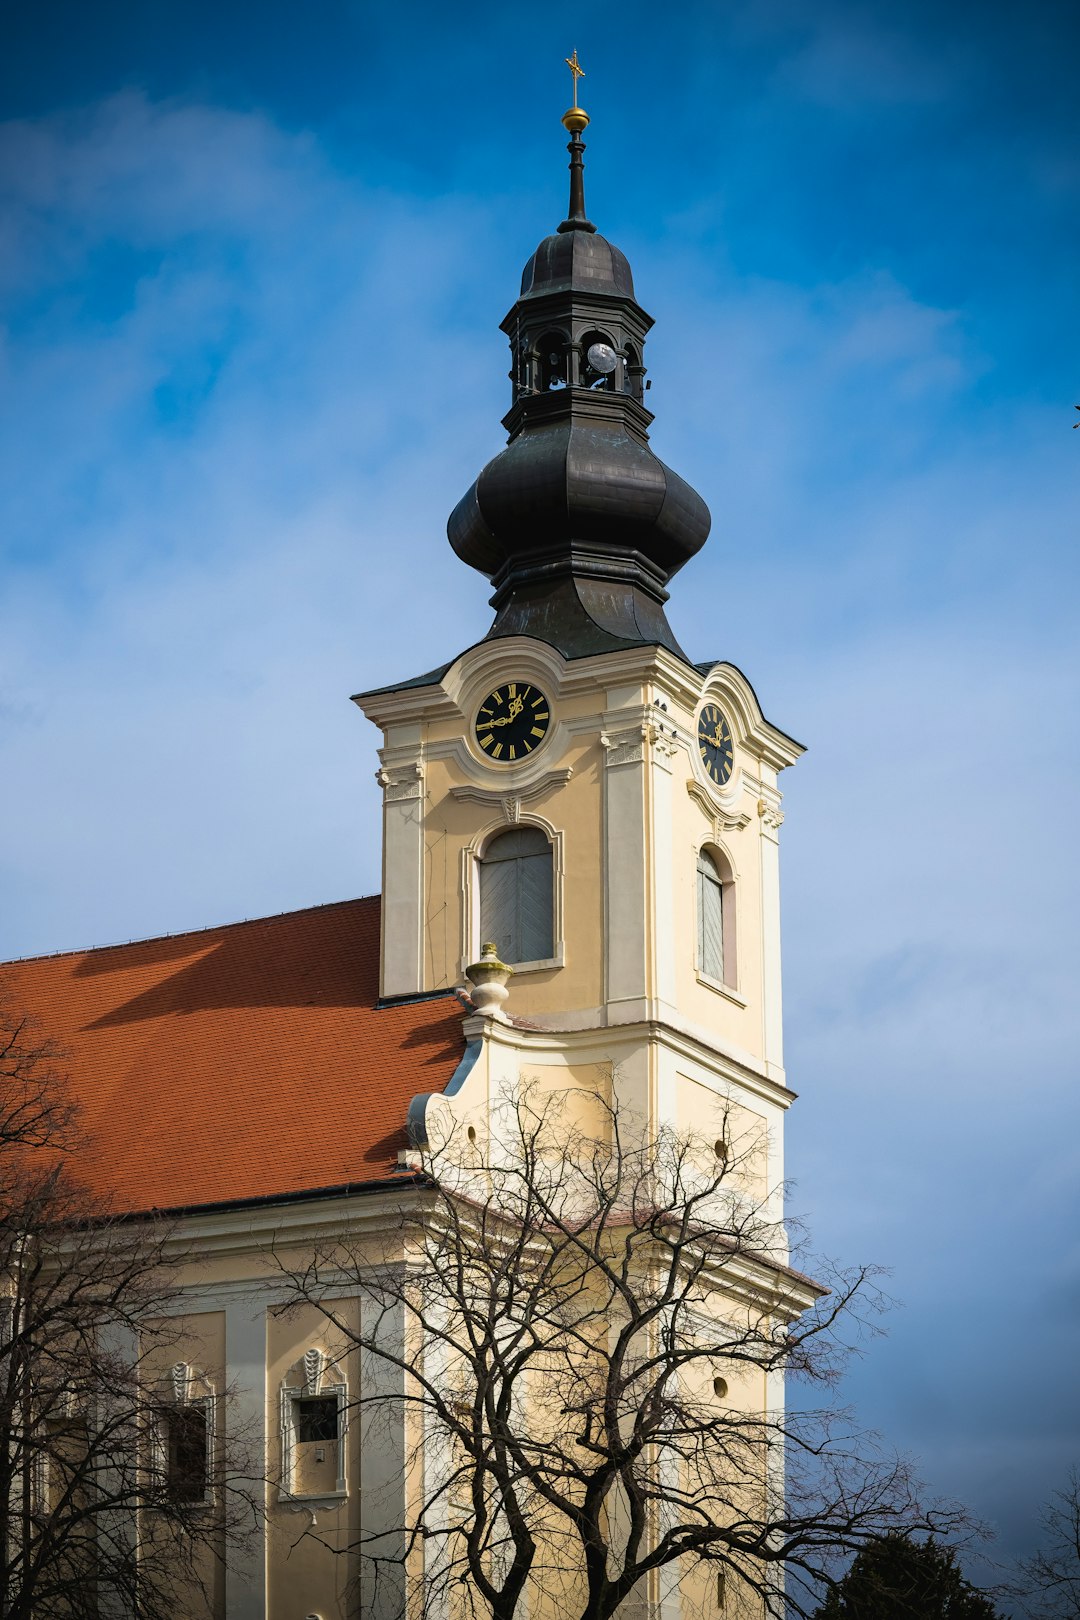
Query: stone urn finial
465 942 513 1022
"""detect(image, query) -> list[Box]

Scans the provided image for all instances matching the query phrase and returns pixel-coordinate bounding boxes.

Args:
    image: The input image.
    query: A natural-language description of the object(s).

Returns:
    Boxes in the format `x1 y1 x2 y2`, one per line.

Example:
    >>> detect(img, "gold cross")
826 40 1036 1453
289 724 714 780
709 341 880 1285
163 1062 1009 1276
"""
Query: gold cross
565 49 585 108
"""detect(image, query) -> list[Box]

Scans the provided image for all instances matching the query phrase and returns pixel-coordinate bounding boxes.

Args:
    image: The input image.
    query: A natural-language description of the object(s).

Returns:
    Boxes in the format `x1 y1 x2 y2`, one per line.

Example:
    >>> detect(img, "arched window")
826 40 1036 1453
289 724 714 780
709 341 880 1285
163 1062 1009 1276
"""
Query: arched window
696 848 727 984
479 827 554 965
623 341 644 400
580 329 618 391
537 331 569 392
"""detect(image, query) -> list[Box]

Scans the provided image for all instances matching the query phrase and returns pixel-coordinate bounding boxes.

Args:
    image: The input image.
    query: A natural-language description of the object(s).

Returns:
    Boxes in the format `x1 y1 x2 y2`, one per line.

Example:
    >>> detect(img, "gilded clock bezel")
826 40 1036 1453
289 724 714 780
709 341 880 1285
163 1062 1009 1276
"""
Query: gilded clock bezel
697 702 735 789
473 681 552 765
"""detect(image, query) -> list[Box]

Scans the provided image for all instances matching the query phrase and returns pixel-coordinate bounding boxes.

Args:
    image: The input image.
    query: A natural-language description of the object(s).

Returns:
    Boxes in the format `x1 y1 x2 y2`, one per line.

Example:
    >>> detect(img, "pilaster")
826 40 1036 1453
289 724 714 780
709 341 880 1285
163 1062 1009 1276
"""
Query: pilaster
756 785 786 1080
377 746 425 999
224 1295 267 1620
357 1289 408 1620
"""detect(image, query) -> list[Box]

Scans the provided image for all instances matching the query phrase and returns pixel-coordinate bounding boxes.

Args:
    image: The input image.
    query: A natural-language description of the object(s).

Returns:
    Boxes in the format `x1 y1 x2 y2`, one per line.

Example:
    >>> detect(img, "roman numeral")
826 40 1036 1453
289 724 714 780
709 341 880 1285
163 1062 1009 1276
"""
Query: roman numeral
492 743 503 759
480 734 493 749
531 727 544 739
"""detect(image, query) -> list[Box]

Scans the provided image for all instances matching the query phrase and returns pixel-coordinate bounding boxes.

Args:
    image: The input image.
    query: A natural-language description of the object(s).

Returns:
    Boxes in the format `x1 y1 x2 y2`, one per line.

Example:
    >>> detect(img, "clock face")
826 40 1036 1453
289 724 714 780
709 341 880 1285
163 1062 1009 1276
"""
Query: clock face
474 682 551 763
698 704 734 787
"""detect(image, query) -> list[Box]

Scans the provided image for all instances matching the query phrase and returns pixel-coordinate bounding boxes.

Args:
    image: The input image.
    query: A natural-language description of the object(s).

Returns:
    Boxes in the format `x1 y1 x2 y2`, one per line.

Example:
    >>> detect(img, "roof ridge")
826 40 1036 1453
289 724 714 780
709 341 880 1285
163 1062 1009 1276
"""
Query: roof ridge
0 894 381 968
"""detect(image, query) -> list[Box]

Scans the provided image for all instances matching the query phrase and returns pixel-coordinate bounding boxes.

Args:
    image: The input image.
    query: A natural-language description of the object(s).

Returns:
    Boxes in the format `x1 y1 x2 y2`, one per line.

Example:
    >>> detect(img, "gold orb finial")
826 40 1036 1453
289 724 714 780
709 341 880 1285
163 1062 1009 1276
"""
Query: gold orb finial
562 48 589 132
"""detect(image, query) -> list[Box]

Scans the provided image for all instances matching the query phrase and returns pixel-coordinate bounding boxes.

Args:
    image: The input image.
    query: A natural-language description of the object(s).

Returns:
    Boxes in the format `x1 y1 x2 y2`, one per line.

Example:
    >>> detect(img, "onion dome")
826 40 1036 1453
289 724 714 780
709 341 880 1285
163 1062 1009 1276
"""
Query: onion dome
447 71 710 662
518 230 635 301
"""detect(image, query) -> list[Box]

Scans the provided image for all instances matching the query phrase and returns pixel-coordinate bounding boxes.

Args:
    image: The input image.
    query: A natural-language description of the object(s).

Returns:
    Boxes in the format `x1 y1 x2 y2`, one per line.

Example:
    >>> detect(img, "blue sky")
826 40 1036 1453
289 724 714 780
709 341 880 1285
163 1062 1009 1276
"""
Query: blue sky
2 0 1078 1589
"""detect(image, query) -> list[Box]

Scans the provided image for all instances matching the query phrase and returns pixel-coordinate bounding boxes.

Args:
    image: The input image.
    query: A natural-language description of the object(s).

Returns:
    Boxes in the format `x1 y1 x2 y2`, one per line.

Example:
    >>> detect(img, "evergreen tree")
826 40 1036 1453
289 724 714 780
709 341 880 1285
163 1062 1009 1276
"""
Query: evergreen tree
814 1534 1003 1619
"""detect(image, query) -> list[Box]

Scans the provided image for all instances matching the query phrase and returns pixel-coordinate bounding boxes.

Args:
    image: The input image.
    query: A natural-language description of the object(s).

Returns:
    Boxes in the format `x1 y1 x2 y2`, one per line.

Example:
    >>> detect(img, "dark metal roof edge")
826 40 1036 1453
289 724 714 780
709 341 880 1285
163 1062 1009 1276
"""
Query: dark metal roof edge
375 988 460 1010
352 659 456 703
354 628 707 705
112 1172 425 1225
694 659 806 754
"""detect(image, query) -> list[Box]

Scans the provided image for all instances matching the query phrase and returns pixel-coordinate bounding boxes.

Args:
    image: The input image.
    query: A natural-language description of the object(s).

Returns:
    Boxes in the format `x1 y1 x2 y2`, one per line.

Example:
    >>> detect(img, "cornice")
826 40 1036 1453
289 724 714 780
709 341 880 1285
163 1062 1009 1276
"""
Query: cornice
449 769 573 820
499 287 655 336
686 778 752 833
355 639 707 733
147 1183 432 1266
501 386 656 444
476 1008 794 1112
698 662 805 771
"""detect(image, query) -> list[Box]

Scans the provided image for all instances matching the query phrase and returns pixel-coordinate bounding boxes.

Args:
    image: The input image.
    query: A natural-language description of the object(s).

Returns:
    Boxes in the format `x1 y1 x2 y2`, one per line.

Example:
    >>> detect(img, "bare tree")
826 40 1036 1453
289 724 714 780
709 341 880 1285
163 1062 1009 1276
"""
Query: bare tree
0 995 258 1620
281 1083 965 1620
1016 1470 1080 1619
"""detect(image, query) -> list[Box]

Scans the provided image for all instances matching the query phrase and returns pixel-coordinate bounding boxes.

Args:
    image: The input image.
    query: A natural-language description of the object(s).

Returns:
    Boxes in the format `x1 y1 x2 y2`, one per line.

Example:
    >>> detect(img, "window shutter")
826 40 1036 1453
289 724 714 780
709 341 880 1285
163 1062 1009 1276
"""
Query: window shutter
479 856 519 963
479 828 554 966
517 849 554 962
697 851 724 982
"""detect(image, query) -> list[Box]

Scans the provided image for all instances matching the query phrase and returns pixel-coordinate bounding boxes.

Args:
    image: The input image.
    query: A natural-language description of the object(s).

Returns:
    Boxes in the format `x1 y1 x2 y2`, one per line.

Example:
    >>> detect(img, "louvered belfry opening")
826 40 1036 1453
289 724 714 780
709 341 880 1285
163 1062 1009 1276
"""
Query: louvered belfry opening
479 827 554 966
696 848 725 982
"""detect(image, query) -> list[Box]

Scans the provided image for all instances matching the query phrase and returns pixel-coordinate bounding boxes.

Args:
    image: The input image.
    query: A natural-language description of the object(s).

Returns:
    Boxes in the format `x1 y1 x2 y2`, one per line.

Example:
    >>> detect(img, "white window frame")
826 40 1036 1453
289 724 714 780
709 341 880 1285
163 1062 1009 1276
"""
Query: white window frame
461 815 565 976
695 841 740 999
151 1360 216 1509
279 1347 348 1503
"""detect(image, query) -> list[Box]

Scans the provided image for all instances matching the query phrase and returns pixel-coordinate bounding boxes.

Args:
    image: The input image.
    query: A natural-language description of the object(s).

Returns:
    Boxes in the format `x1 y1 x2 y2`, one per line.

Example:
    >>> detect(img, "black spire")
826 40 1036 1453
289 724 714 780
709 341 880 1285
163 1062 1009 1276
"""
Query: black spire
558 53 595 234
447 68 710 663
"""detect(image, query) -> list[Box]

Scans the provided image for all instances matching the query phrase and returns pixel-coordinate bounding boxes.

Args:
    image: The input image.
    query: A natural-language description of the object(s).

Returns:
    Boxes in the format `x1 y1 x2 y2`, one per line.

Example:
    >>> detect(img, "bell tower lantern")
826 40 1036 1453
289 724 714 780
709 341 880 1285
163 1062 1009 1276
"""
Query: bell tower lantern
446 65 710 665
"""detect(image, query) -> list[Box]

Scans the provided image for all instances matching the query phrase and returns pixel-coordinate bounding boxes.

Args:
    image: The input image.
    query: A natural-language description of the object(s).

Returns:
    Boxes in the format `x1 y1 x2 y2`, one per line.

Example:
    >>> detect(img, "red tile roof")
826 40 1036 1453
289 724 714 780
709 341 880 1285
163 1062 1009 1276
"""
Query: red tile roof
0 898 465 1216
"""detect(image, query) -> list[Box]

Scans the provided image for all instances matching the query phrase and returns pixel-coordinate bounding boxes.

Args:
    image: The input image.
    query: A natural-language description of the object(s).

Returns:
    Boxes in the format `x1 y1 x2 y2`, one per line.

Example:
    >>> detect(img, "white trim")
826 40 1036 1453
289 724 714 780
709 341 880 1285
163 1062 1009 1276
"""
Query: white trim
695 835 740 995
377 753 426 998
505 955 562 975
448 768 572 820
151 1360 217 1509
695 972 747 1008
278 1348 348 1505
357 643 802 773
460 812 565 976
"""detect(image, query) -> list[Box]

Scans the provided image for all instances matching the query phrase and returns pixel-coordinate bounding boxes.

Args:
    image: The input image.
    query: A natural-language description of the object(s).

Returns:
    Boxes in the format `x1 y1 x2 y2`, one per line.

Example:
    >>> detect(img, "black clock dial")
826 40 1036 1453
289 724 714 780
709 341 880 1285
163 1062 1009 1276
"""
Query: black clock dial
697 704 734 787
474 683 551 763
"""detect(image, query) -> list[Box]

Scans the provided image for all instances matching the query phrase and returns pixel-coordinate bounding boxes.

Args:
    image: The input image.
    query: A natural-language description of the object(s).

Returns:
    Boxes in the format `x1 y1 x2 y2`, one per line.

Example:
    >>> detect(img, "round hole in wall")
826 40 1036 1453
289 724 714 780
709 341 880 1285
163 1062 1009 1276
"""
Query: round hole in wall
714 1140 729 1164
467 1126 477 1144
713 1376 729 1400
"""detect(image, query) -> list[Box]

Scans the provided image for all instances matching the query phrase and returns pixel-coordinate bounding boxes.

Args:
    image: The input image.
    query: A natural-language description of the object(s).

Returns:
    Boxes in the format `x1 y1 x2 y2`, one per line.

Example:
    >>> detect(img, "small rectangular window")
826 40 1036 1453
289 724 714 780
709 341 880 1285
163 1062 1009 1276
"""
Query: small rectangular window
296 1396 339 1444
286 1391 345 1497
165 1405 208 1503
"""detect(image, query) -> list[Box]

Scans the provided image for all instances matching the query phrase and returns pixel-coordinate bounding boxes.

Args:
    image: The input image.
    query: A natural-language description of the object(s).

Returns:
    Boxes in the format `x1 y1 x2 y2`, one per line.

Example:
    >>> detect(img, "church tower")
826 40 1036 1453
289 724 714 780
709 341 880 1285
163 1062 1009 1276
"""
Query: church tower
354 79 802 1202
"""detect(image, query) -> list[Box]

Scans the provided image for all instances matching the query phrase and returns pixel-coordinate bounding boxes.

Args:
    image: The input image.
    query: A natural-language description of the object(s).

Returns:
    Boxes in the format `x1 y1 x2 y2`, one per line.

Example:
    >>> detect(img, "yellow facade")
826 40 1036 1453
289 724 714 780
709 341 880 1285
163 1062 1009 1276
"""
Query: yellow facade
118 614 805 1620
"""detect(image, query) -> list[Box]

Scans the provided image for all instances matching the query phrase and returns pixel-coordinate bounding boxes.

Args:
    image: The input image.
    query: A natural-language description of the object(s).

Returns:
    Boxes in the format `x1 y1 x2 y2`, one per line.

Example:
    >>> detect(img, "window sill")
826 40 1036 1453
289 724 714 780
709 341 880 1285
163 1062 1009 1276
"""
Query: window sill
464 953 564 976
277 1489 348 1507
508 953 564 975
696 972 746 1007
